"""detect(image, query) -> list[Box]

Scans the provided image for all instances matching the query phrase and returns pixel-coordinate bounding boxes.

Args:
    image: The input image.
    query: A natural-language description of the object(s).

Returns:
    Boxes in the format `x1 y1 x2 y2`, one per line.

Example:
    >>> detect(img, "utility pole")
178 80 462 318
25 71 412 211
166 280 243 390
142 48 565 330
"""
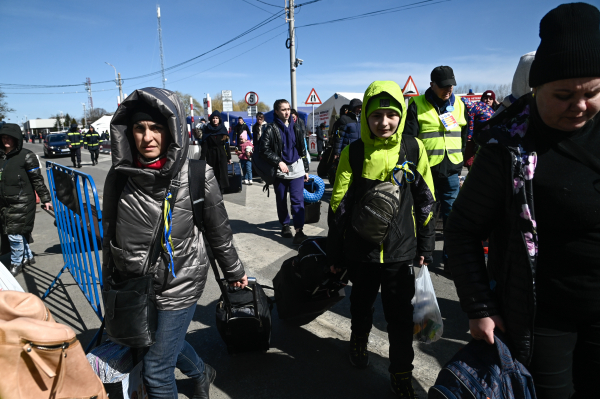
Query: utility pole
287 0 297 109
117 73 124 104
82 103 87 128
157 6 166 89
85 78 94 115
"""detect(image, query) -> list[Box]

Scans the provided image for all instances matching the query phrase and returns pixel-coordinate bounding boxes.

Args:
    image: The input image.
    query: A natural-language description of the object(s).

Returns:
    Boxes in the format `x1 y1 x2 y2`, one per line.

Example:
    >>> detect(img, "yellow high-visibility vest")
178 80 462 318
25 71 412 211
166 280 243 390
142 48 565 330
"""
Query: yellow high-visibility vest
410 94 466 167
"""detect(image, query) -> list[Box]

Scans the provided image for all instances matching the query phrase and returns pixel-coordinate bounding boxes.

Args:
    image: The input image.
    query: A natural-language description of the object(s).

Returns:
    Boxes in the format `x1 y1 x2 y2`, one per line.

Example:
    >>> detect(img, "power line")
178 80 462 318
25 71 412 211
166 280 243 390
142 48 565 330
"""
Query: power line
255 0 282 8
167 29 288 85
0 9 285 90
297 0 448 28
241 0 271 12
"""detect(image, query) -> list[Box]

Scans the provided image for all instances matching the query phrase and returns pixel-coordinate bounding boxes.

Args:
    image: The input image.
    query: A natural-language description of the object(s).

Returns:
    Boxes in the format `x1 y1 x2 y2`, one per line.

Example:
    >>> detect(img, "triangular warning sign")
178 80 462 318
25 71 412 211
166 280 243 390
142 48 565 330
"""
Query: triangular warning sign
305 88 322 105
402 76 419 97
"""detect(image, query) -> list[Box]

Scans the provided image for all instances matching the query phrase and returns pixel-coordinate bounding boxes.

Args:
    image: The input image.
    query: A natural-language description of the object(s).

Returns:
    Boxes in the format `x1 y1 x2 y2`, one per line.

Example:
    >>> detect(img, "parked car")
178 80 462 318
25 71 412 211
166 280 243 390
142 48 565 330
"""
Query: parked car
99 140 111 155
43 133 70 158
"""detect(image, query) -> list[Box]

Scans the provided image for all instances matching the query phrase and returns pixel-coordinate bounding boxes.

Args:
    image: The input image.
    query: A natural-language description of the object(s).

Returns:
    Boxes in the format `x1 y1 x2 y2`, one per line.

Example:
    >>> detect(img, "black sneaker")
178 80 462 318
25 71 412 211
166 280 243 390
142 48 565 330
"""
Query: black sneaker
292 229 308 245
9 263 22 277
281 224 293 238
192 364 216 399
390 371 418 398
28 257 36 266
348 333 369 369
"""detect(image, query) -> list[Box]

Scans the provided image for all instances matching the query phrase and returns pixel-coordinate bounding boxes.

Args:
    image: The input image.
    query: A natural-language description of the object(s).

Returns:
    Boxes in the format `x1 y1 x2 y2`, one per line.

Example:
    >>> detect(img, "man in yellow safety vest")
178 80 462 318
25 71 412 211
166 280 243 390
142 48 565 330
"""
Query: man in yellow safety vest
404 65 468 270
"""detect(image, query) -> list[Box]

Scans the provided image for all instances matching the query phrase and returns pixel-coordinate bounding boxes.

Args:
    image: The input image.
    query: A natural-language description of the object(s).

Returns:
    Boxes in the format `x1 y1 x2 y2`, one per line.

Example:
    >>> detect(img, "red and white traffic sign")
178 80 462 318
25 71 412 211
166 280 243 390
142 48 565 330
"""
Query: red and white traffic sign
305 88 322 105
402 76 419 97
245 92 259 106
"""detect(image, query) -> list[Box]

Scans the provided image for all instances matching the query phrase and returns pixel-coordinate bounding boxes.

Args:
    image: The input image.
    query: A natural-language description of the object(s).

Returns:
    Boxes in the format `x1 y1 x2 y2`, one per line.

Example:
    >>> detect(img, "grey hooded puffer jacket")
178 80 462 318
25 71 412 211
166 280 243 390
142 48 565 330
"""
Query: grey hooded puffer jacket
102 88 245 311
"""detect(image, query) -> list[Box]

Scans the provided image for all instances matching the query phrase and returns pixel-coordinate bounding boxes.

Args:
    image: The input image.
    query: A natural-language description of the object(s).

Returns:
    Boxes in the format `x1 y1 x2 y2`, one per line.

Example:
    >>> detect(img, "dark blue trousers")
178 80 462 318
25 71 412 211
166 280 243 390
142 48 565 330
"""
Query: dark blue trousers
273 176 305 230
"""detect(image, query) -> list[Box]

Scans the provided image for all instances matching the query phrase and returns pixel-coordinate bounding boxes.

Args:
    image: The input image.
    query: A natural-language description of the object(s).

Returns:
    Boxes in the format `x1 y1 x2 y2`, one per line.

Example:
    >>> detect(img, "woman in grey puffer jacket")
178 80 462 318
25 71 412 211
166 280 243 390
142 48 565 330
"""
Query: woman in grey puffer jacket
102 87 247 399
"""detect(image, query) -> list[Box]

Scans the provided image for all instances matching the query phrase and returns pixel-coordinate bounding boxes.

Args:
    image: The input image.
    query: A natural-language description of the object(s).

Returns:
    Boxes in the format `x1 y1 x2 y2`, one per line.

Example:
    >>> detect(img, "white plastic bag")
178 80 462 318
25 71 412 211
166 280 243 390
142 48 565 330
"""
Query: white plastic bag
0 262 25 292
412 265 443 343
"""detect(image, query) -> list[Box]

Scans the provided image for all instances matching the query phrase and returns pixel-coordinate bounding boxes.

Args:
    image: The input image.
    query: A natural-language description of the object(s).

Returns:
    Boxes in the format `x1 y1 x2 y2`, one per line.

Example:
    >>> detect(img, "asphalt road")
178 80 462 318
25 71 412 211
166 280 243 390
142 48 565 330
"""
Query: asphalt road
8 141 470 398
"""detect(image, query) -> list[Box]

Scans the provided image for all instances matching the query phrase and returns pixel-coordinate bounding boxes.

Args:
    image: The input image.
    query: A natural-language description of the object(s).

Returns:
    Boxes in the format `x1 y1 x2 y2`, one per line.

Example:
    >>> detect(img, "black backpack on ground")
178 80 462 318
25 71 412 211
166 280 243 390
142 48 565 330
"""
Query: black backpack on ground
188 160 273 355
274 237 347 325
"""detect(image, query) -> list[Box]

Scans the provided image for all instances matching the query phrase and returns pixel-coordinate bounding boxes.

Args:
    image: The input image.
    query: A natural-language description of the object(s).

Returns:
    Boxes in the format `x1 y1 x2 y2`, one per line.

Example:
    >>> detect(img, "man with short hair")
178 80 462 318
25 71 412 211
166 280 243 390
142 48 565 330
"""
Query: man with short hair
234 116 251 146
404 65 468 269
66 123 83 168
259 99 309 244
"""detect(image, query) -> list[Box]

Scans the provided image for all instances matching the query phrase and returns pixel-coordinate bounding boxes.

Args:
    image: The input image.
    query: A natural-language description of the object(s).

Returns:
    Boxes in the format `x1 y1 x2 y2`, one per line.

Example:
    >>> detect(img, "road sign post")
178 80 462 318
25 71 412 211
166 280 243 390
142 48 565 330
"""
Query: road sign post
305 88 322 134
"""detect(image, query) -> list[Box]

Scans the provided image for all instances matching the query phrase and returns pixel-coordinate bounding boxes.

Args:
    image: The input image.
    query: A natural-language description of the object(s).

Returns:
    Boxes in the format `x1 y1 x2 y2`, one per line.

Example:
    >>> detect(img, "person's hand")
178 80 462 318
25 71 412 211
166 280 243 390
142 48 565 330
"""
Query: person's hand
469 315 505 345
42 203 53 211
68 144 72 148
304 173 309 182
334 155 339 160
330 265 342 274
418 256 428 266
279 162 289 173
228 160 232 165
229 274 248 288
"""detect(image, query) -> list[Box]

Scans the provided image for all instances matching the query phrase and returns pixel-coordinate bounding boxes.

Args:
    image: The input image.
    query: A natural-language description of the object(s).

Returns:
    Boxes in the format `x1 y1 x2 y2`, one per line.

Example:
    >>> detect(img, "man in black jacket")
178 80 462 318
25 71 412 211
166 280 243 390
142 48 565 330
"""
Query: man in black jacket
66 123 82 168
332 98 362 160
259 99 309 244
84 126 102 165
0 124 53 276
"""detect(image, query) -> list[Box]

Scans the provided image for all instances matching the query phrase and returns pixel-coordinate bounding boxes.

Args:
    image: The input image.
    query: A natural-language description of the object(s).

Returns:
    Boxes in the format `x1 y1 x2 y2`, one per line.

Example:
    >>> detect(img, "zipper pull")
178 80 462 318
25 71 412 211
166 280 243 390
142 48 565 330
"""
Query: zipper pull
23 343 56 378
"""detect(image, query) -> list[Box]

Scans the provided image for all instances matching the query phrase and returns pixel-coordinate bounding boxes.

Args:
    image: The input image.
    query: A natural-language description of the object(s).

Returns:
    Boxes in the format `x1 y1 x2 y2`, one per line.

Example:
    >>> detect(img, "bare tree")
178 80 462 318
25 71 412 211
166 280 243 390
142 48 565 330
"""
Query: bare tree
173 91 204 117
86 107 109 124
0 89 15 121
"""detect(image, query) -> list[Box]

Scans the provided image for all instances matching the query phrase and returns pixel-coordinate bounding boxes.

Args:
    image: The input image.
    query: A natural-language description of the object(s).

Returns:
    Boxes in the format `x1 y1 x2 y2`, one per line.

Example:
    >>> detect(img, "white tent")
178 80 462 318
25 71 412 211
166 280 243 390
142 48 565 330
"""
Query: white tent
91 115 112 136
306 92 363 132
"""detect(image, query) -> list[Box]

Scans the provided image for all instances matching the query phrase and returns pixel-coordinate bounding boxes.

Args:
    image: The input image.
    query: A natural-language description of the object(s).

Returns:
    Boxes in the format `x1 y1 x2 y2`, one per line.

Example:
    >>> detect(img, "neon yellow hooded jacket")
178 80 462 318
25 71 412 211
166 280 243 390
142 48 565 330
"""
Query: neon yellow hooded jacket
327 81 436 263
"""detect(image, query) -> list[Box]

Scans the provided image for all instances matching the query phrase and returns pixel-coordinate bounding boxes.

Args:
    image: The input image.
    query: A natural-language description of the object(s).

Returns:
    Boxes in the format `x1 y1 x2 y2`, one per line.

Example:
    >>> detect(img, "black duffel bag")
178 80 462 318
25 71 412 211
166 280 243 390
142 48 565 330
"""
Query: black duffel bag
208 250 273 355
274 237 347 324
215 278 273 354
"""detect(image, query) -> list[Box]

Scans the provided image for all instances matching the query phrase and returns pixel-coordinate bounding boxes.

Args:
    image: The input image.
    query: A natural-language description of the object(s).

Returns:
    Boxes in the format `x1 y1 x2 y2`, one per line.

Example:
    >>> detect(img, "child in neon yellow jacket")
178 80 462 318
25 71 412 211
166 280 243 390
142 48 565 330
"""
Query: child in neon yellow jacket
327 81 435 399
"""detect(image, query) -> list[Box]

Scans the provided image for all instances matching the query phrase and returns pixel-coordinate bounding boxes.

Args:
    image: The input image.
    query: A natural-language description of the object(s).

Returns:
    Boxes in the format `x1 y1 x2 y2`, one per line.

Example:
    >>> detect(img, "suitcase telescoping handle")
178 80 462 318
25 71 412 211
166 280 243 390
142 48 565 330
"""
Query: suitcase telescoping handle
205 240 234 313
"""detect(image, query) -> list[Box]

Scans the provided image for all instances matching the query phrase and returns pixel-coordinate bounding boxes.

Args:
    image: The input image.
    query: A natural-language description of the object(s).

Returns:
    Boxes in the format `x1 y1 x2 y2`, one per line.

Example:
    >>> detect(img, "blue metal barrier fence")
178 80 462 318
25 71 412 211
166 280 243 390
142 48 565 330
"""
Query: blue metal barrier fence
43 162 104 335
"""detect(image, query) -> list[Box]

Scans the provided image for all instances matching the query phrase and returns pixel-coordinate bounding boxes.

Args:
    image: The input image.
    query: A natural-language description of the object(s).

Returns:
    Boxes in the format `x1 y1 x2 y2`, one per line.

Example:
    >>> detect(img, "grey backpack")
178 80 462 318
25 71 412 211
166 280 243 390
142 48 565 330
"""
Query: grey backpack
335 137 419 245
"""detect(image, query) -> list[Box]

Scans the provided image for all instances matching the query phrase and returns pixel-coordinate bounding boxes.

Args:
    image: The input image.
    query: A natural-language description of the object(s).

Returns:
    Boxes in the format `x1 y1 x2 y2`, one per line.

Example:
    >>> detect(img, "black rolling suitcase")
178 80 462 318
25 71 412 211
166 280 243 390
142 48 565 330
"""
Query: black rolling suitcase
224 162 242 194
274 237 347 324
209 254 273 354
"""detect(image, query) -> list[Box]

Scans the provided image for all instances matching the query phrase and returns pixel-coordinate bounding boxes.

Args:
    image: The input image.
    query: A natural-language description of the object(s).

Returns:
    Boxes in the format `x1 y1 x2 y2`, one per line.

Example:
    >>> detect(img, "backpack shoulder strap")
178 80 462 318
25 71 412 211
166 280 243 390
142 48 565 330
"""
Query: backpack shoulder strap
401 134 420 164
188 159 207 231
348 139 364 177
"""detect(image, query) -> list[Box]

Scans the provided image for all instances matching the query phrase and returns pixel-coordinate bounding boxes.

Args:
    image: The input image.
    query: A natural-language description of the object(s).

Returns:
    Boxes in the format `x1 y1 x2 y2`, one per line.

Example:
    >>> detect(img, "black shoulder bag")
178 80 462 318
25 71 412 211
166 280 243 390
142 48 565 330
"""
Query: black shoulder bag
102 173 182 348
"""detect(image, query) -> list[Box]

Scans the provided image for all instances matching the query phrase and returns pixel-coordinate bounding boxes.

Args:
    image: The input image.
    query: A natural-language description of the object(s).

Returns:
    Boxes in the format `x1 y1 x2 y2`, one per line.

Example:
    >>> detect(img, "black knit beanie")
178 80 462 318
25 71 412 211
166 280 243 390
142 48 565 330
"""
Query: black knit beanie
129 102 169 128
529 2 600 87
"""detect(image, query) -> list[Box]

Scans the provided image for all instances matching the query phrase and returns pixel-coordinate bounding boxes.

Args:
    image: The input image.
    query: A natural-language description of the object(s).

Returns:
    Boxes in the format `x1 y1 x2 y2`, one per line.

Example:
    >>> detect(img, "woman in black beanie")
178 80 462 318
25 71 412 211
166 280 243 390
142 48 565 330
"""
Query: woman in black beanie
446 3 600 398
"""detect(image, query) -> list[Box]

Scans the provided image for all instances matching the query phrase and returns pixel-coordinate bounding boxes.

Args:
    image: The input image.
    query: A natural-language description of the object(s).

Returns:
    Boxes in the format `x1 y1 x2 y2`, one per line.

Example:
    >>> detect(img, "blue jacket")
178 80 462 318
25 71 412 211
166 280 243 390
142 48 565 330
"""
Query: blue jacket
335 122 360 155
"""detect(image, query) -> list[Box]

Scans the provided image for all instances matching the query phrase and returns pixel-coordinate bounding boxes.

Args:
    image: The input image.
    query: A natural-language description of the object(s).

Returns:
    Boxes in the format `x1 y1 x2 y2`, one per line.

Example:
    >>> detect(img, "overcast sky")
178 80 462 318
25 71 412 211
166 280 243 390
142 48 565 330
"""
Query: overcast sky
0 0 577 122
